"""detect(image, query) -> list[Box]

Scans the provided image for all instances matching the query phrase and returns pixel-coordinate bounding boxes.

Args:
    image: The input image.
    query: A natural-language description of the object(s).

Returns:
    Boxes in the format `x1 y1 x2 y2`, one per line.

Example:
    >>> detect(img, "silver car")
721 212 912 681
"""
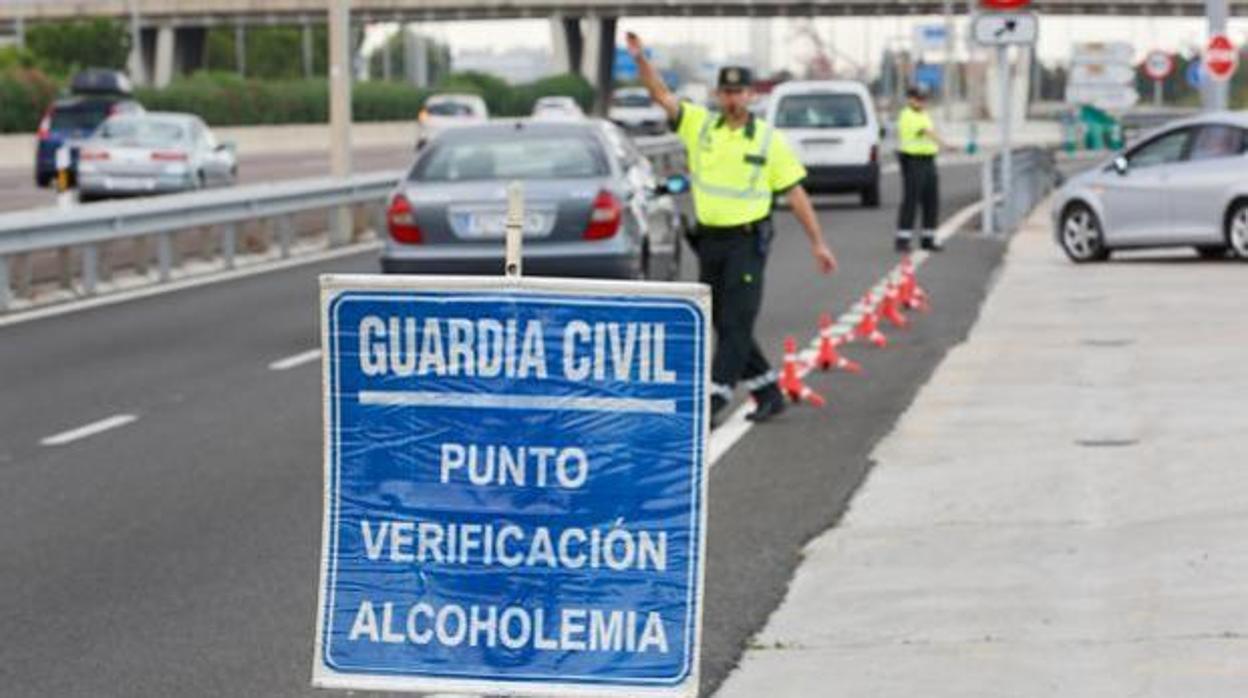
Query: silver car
381 119 686 280
77 112 237 202
1052 112 1248 262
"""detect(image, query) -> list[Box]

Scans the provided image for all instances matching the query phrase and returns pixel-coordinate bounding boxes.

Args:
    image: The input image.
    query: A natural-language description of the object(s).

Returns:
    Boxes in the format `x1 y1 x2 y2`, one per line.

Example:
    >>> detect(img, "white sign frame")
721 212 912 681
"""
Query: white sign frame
971 12 1039 46
311 272 712 698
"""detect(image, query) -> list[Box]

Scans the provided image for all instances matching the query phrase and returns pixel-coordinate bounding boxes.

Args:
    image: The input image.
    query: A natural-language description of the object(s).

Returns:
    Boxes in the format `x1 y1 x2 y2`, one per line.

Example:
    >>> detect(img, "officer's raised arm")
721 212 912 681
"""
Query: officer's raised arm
625 32 680 122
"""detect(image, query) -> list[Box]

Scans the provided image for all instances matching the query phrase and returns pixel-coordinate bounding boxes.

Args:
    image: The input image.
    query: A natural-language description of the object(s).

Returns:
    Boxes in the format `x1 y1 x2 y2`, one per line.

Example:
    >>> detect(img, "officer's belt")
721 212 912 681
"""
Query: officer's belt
697 218 769 236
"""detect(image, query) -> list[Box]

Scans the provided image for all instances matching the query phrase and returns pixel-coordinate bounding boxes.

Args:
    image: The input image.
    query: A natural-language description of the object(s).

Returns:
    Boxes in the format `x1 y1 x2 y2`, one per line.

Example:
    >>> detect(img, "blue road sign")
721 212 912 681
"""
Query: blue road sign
313 275 710 697
1186 59 1203 89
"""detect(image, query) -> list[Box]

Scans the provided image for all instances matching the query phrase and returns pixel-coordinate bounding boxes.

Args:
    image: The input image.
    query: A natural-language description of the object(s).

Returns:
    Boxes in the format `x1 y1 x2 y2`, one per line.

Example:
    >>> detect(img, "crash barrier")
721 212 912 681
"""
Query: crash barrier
981 146 1059 236
0 135 684 313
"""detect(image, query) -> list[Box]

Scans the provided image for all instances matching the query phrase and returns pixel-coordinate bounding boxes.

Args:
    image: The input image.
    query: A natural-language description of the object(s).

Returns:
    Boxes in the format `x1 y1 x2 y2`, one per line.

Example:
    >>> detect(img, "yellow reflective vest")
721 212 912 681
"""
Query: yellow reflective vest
675 103 806 227
897 106 938 156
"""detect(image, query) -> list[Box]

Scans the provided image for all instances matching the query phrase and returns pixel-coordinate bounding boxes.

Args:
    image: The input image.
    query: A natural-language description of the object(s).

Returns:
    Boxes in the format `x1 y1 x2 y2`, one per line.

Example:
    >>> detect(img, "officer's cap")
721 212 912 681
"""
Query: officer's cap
907 85 929 100
717 66 753 90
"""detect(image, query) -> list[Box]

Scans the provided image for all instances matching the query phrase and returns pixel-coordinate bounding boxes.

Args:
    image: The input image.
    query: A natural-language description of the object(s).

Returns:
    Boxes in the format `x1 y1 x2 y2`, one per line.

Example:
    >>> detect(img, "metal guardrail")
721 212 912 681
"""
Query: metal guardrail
981 147 1059 235
0 134 685 313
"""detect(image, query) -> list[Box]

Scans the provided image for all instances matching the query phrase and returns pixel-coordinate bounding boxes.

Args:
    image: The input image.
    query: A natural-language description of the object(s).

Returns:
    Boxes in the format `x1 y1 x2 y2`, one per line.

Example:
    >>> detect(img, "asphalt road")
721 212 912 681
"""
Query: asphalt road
0 145 415 213
0 159 1011 696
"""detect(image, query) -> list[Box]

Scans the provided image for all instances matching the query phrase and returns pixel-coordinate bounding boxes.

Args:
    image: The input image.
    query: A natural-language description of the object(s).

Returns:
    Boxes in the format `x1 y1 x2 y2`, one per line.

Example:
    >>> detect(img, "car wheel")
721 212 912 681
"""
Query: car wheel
1226 201 1248 259
861 182 881 208
1195 245 1229 260
1059 203 1110 263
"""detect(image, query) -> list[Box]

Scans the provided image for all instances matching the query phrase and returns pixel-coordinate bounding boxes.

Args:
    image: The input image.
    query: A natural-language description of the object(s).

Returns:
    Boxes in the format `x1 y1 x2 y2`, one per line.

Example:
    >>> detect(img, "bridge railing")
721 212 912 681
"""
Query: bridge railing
0 135 685 313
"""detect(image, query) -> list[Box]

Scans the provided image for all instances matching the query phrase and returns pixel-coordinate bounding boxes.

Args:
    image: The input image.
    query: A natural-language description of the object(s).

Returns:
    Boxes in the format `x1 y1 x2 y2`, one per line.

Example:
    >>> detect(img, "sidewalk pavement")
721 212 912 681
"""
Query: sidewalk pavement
715 203 1248 697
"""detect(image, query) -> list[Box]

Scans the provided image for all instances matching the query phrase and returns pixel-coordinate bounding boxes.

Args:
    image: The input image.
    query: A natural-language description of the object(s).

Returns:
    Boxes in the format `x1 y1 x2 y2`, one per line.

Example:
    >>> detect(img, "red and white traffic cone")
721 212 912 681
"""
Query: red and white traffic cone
814 313 862 374
879 282 909 329
898 257 930 312
853 293 888 348
779 336 826 407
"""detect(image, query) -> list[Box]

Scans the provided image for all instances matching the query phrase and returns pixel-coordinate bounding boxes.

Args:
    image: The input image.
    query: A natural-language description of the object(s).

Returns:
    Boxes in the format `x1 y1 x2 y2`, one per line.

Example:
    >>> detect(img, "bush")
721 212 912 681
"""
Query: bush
0 68 59 133
25 19 130 77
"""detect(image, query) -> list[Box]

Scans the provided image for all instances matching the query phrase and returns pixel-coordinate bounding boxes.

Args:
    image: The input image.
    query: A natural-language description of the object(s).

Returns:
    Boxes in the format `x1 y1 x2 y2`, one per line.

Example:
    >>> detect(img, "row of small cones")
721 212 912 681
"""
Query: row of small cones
780 256 930 407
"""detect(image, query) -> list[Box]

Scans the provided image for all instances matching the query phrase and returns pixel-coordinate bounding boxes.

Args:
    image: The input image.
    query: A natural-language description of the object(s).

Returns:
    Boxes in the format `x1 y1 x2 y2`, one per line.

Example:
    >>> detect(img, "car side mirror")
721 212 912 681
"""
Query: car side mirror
656 174 689 195
879 126 887 140
216 141 236 153
1112 156 1128 175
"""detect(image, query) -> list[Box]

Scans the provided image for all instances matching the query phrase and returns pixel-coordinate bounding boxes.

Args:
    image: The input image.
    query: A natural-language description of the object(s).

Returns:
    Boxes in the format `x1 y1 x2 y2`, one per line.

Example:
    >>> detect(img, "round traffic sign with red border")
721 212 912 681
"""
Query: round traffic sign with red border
1205 34 1238 82
1143 50 1174 81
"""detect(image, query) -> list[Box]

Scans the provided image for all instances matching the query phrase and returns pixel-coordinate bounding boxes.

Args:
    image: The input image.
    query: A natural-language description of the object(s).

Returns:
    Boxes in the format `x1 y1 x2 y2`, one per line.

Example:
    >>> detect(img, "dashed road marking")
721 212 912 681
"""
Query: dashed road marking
269 348 322 371
40 413 138 447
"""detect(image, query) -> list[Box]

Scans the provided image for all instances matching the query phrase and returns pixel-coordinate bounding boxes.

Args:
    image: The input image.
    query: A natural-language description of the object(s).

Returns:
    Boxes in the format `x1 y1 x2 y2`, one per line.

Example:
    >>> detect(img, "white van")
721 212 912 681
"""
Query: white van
765 80 882 207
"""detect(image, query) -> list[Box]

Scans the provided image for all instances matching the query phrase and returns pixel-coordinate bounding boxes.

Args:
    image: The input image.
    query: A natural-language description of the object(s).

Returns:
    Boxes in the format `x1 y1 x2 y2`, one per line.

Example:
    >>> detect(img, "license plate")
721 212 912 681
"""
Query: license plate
106 176 156 190
460 211 552 238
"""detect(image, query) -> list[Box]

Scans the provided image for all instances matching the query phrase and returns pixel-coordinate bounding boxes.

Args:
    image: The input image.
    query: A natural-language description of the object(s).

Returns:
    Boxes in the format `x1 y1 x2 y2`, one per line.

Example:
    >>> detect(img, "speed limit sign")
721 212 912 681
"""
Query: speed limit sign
1143 50 1175 81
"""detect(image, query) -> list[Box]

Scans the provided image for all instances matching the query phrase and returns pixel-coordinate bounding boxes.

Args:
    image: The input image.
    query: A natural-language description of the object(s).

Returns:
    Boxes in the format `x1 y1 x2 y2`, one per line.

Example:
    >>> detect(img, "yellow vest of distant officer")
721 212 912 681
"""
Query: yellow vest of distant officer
897 106 939 157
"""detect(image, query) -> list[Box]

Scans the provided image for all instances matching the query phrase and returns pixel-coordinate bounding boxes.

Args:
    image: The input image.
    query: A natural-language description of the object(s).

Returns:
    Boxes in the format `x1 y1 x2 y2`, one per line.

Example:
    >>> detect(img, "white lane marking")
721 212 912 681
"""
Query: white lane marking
359 390 676 415
705 197 987 469
269 348 322 371
40 413 138 447
0 240 382 330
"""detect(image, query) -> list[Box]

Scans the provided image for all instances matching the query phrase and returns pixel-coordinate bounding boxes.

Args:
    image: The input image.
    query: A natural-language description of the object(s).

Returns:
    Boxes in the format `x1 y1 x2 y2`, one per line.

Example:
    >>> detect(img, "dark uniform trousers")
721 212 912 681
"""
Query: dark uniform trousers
697 224 776 399
897 153 939 233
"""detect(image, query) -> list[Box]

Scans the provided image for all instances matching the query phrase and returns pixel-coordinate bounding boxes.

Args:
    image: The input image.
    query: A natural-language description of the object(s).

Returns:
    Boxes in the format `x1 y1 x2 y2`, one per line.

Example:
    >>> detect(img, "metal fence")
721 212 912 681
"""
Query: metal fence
0 135 685 313
981 147 1060 236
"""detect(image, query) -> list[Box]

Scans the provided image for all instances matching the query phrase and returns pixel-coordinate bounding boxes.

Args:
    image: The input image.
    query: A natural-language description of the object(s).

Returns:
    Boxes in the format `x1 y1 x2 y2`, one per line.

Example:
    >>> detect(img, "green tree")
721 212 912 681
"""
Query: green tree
25 19 130 76
203 25 328 78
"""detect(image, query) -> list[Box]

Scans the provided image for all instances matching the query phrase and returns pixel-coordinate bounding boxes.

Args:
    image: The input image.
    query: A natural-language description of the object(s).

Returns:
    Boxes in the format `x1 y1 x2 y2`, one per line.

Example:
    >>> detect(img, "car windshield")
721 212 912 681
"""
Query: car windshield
96 118 186 146
50 103 113 133
612 93 652 108
774 93 867 129
413 133 608 181
426 101 476 116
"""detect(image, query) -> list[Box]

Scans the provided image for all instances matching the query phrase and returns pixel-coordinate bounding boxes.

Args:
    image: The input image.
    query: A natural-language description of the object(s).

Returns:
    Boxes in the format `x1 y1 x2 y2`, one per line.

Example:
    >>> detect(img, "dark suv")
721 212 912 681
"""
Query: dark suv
35 70 143 187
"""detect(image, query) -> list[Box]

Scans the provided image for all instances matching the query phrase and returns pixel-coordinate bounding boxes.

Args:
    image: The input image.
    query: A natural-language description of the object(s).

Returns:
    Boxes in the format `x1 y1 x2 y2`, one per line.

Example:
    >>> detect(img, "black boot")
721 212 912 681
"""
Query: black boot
894 237 913 253
920 236 943 251
746 386 787 423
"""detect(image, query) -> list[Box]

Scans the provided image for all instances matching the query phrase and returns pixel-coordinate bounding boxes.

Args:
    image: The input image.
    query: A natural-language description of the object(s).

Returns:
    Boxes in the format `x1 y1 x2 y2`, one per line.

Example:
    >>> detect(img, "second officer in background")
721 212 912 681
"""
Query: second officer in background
894 86 949 252
626 32 838 424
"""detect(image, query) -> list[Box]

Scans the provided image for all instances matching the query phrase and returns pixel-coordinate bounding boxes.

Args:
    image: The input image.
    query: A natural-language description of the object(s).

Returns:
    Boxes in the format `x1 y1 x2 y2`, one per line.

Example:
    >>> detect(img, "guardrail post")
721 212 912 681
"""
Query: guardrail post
0 255 11 311
157 233 173 282
222 224 237 270
371 204 387 242
278 215 294 259
82 245 99 296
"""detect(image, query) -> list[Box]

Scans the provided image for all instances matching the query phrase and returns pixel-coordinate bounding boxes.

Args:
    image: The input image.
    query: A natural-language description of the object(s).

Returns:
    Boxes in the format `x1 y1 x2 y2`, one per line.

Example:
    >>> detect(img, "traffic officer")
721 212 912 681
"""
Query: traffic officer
895 86 949 252
626 32 838 424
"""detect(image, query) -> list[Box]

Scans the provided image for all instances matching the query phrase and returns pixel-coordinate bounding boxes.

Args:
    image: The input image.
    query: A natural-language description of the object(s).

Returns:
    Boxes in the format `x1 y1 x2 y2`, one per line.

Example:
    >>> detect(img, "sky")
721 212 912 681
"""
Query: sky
374 15 1248 76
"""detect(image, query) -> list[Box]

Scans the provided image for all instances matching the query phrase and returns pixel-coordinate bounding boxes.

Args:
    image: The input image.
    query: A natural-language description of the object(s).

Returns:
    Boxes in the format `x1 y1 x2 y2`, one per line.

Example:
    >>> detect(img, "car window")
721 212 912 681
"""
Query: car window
1188 125 1244 161
414 134 608 182
774 93 866 129
612 92 652 108
97 118 187 146
1126 129 1191 168
426 101 475 117
50 103 113 132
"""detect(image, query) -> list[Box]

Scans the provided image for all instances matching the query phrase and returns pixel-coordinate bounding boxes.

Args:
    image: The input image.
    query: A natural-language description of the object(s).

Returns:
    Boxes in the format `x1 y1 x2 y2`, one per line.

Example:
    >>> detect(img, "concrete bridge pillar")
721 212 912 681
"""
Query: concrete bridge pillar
234 24 247 77
153 24 175 88
550 16 617 116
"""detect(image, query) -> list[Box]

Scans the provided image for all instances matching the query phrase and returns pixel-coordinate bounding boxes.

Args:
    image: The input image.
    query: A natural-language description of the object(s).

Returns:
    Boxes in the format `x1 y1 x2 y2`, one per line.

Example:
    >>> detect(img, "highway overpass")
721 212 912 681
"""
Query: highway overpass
2 0 1247 24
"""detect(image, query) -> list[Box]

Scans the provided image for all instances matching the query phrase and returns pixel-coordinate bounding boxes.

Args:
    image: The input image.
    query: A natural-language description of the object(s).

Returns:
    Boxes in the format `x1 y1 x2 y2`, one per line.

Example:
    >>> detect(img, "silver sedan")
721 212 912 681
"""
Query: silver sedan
77 112 238 202
1052 112 1248 262
380 119 687 280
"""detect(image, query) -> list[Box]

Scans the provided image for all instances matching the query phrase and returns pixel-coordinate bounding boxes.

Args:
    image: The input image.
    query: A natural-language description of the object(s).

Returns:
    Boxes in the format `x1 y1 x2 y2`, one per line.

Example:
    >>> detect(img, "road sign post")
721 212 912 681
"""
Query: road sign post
1203 0 1230 110
313 269 711 696
1143 50 1175 106
972 8 1038 234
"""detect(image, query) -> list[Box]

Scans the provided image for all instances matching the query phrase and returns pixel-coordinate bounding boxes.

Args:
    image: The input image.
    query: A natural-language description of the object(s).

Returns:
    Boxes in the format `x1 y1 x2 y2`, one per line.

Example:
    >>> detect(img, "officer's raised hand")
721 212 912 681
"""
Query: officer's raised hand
625 32 679 122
